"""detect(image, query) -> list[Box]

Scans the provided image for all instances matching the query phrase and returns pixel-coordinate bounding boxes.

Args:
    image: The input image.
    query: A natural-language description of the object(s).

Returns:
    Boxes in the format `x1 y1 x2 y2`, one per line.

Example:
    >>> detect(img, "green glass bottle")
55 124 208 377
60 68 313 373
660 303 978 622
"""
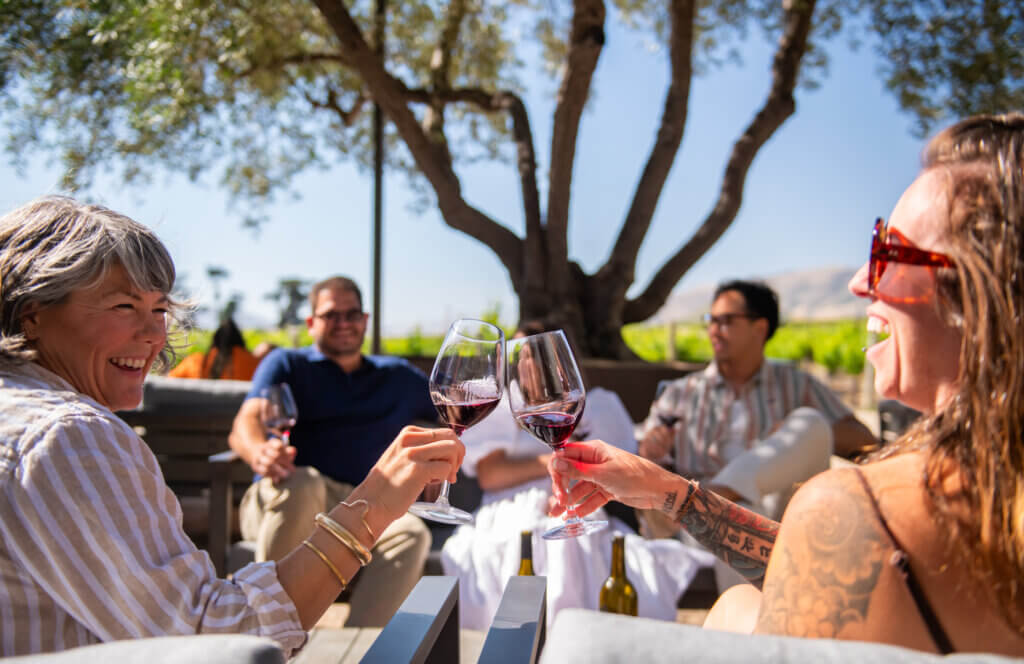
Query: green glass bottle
517 530 534 576
599 535 637 615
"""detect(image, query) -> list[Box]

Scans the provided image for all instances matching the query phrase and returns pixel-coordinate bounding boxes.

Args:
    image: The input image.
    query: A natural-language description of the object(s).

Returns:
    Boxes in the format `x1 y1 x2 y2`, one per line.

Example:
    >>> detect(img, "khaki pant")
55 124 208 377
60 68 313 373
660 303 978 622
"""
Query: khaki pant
239 466 431 627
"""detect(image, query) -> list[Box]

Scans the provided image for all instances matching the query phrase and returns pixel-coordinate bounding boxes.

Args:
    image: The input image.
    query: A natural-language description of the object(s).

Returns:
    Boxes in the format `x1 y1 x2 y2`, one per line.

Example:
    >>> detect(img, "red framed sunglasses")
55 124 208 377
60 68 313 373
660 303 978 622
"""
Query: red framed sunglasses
869 217 953 295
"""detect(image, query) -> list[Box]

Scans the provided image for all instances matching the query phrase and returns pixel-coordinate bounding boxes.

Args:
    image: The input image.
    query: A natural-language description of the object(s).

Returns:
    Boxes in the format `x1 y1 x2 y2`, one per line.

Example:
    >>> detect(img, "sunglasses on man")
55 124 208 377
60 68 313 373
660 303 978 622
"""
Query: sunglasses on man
315 308 366 325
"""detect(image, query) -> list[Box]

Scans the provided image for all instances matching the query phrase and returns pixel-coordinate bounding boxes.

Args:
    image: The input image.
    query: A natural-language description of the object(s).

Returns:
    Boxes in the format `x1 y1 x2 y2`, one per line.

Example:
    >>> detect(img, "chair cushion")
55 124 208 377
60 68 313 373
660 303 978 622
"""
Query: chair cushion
540 609 1024 664
5 635 283 664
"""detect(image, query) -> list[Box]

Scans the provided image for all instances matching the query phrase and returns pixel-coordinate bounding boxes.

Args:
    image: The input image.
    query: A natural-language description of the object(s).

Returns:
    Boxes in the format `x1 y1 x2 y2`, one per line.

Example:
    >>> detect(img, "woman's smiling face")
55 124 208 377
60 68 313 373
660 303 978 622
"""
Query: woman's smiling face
848 169 963 413
24 263 169 411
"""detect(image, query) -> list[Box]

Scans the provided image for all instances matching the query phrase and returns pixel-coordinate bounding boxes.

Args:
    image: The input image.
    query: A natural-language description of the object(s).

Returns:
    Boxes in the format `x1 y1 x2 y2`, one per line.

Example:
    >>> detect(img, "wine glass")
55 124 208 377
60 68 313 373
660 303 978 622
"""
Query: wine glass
259 383 298 442
507 329 607 540
408 319 505 525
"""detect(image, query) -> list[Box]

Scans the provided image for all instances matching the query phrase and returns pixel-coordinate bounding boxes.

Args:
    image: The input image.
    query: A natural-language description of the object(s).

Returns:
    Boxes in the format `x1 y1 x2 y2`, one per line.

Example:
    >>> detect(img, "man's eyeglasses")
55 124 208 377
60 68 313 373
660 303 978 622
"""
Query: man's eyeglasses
869 217 953 296
315 309 366 325
702 312 756 329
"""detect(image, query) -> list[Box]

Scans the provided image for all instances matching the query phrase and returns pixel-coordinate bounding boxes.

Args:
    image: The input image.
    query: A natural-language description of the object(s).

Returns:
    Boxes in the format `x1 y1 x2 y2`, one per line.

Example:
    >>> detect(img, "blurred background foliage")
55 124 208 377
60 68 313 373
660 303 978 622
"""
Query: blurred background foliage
173 316 872 376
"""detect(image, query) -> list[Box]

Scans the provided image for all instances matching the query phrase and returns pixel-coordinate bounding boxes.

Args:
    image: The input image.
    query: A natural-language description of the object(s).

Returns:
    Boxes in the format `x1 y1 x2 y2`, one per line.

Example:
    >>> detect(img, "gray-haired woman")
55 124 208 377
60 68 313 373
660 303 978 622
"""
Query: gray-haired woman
0 196 464 656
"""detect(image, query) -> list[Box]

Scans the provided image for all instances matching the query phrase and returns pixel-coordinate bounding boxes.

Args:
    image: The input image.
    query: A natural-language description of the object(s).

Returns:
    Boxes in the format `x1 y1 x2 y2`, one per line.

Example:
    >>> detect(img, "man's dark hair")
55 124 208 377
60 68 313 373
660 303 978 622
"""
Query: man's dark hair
712 279 780 340
308 275 362 312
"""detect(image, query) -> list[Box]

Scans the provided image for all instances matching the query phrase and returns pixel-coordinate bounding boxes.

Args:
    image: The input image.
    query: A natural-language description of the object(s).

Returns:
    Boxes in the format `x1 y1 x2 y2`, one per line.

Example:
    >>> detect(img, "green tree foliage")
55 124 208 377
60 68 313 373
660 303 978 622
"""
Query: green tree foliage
863 0 1024 136
2 0 1018 357
626 318 867 375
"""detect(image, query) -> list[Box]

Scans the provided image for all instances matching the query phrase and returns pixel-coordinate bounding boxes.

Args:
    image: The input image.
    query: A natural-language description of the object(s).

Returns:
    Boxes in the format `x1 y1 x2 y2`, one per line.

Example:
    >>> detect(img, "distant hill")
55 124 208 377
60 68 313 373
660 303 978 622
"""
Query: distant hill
649 266 864 324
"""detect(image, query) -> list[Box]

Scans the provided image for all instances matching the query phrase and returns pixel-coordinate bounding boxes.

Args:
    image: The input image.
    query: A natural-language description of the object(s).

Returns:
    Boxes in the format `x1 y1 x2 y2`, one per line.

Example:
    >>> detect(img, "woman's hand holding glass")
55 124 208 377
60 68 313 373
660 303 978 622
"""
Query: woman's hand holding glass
408 319 504 524
547 439 679 518
508 329 606 539
352 425 466 537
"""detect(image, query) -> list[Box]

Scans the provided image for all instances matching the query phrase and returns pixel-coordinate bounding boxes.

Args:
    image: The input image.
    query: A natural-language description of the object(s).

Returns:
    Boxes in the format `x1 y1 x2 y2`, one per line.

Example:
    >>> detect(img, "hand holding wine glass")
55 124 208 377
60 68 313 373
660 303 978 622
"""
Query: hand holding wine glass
256 383 298 482
408 319 504 525
507 329 607 539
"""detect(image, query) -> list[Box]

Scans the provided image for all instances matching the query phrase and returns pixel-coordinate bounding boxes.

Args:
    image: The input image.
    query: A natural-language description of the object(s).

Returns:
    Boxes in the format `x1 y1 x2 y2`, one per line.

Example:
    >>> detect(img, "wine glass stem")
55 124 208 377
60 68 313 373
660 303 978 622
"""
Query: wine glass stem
435 480 452 506
562 477 580 522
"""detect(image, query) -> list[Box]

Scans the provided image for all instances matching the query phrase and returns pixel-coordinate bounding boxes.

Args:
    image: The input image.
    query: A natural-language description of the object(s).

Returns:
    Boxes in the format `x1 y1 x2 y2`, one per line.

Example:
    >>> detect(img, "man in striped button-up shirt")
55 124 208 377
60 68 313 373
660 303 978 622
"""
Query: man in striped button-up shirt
637 281 877 589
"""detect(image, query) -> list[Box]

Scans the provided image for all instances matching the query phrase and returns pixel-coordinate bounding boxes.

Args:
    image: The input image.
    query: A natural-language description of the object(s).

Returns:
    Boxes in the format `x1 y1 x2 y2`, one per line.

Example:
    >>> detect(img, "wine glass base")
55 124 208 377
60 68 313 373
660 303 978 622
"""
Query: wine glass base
408 501 474 525
542 517 608 540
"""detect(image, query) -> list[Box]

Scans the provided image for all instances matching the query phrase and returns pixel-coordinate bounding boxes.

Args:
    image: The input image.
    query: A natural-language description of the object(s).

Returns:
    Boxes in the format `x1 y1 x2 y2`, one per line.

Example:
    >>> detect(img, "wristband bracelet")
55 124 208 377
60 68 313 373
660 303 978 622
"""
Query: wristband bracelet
678 480 698 514
301 539 348 588
315 512 373 566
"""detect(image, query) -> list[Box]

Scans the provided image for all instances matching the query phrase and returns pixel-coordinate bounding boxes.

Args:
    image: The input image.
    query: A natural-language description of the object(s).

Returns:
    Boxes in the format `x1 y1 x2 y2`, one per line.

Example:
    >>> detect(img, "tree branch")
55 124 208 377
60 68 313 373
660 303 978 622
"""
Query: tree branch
311 0 523 284
600 0 695 287
624 0 817 323
422 0 468 162
403 86 542 238
303 87 367 126
546 0 606 291
238 52 348 78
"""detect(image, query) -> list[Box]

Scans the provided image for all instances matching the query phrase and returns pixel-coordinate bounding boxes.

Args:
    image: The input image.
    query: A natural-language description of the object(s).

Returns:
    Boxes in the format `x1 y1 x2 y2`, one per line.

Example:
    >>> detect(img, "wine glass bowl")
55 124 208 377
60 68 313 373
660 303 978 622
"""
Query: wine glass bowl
259 383 298 441
507 330 606 539
408 319 505 525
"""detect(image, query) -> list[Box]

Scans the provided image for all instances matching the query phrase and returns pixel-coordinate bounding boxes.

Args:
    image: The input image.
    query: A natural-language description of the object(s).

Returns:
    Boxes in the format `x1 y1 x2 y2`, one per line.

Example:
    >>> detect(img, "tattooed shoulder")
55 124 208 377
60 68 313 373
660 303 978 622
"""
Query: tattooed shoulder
756 469 890 638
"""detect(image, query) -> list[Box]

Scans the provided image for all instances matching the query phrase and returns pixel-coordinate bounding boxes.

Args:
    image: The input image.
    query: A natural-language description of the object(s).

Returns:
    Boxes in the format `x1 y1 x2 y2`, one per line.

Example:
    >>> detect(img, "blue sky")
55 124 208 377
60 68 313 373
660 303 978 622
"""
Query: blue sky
0 17 925 336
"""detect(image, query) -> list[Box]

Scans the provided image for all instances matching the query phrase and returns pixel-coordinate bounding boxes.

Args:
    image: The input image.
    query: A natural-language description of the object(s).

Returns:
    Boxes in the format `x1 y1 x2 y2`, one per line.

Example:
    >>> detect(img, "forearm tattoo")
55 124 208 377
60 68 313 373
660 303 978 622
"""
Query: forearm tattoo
755 474 886 637
669 484 779 590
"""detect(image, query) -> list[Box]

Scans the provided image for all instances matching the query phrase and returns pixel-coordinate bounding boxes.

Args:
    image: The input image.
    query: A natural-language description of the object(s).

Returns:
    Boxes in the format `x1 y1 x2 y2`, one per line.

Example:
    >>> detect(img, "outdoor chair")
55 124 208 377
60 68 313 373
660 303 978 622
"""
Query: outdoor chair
542 609 1024 664
293 575 547 664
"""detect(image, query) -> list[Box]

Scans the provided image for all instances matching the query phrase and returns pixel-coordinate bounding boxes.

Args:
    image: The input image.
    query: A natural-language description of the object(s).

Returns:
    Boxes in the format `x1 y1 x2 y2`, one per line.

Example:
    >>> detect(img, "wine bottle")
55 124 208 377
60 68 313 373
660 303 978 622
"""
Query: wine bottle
518 530 534 576
599 535 637 615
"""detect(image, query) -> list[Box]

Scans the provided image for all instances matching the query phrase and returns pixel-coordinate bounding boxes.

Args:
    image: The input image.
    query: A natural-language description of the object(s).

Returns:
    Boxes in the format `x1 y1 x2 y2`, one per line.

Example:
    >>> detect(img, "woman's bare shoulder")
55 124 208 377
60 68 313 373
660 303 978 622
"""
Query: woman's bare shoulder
756 465 895 638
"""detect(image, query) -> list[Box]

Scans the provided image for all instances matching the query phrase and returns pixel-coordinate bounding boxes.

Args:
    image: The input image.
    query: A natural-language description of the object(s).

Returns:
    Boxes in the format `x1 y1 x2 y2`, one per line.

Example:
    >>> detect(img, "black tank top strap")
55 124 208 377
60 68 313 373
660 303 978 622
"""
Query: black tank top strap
851 467 954 654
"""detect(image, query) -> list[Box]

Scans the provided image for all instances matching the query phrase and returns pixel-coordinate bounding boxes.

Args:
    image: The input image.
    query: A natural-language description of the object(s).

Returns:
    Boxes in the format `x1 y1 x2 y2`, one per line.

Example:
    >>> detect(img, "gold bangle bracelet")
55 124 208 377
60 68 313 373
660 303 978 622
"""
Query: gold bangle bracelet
301 540 348 588
340 498 377 542
315 512 372 566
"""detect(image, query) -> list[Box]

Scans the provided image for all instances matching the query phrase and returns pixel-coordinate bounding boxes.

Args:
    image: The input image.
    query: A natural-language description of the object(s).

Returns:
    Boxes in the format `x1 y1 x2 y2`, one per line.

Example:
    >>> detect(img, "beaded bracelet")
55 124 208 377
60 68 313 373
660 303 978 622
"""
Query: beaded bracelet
301 540 348 588
315 512 373 567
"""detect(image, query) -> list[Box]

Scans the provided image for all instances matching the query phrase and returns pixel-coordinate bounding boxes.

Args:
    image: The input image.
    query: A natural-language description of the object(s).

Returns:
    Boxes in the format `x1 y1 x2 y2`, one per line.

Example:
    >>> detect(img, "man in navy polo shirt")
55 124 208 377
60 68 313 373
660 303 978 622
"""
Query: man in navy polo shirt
229 275 438 626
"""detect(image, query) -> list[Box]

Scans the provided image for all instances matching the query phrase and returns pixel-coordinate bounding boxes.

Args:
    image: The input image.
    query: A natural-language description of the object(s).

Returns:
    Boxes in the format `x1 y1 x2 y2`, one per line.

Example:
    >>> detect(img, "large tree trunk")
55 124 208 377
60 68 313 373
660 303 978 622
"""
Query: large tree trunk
315 0 817 359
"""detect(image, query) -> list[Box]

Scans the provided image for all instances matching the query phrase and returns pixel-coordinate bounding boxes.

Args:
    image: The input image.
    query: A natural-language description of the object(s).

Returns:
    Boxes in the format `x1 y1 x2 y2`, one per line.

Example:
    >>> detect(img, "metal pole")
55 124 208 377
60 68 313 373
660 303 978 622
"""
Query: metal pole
371 0 386 354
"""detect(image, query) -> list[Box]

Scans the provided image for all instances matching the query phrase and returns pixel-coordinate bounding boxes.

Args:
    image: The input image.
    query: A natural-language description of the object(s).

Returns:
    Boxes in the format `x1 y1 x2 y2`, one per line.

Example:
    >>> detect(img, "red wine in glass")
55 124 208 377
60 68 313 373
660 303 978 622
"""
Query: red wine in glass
259 384 298 443
409 319 505 525
433 397 501 436
264 416 296 439
515 410 582 449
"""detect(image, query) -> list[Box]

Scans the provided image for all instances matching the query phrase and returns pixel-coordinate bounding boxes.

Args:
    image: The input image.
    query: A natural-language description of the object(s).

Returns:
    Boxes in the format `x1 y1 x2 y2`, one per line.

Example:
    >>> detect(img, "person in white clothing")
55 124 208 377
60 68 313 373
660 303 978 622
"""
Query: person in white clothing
441 321 714 630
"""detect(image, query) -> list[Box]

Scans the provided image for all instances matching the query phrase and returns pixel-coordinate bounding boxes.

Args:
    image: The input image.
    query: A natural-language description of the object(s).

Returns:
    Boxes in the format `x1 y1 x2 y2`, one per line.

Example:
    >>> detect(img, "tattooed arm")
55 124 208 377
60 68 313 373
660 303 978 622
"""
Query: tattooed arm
671 482 779 590
548 439 779 589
